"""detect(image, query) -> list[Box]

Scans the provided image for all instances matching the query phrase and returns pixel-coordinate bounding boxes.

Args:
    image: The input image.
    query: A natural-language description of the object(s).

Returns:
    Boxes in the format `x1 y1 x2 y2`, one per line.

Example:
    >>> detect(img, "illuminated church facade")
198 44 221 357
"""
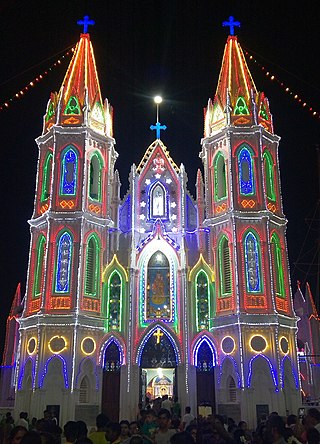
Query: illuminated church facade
0 18 308 427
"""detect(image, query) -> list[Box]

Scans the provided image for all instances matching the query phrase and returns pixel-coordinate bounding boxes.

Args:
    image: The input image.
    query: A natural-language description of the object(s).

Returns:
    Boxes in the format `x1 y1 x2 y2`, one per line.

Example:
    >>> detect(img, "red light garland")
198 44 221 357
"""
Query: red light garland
0 46 75 112
244 48 320 120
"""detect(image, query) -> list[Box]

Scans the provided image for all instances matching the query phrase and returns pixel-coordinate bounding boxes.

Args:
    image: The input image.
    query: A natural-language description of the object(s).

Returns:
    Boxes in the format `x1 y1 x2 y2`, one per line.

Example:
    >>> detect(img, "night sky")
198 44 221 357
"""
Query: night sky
0 1 319 356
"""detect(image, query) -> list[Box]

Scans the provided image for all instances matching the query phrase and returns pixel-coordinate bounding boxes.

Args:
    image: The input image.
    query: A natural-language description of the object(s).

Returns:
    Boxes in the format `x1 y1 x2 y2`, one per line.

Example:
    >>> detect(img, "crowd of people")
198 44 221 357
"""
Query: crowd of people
0 398 319 444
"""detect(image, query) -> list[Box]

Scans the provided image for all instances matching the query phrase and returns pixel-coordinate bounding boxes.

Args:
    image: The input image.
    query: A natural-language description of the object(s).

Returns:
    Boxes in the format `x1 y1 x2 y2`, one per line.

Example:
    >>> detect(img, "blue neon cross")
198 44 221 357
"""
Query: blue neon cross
150 121 167 139
222 16 241 36
77 15 95 34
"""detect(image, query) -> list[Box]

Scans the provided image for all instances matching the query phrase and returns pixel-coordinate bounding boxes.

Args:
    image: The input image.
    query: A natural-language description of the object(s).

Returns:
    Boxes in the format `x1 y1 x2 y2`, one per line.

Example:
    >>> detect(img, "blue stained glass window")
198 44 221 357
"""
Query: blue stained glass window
244 232 261 292
61 148 77 195
239 148 254 195
55 232 72 293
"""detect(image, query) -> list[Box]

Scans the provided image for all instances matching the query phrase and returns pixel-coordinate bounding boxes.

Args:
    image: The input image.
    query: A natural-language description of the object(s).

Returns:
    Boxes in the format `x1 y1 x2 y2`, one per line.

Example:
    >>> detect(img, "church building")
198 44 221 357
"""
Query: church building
0 16 306 428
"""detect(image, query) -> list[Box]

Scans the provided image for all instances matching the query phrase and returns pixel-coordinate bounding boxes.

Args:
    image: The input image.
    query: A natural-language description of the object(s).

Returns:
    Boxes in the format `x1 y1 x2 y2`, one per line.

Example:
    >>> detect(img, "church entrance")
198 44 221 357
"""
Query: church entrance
139 328 178 409
196 339 216 416
101 342 121 421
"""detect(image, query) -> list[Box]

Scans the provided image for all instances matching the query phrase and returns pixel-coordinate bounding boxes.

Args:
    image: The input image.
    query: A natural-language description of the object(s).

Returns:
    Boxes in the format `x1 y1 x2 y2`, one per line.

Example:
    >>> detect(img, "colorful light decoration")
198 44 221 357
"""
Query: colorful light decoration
0 47 74 112
48 335 68 354
27 337 37 355
80 337 96 355
244 48 320 119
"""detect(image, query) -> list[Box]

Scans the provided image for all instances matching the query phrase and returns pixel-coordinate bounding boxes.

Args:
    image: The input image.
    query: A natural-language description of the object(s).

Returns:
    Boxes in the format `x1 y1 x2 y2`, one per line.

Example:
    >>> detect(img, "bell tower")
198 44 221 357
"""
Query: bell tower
14 17 118 422
200 17 301 422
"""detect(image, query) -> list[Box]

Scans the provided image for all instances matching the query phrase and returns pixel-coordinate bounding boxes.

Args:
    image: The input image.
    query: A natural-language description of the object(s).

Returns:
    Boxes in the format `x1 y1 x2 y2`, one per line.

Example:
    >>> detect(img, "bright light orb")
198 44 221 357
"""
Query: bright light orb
154 96 162 104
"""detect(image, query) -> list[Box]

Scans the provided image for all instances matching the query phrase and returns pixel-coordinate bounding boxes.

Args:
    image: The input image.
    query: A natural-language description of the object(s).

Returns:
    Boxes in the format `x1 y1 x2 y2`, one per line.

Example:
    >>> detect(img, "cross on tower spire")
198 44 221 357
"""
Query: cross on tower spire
77 15 95 34
150 121 167 139
222 16 240 36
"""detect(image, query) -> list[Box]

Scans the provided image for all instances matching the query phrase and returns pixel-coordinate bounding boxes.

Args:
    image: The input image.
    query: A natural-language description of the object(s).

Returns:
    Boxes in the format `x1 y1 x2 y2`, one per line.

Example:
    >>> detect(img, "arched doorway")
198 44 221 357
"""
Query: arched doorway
139 328 178 408
195 338 216 415
101 341 121 421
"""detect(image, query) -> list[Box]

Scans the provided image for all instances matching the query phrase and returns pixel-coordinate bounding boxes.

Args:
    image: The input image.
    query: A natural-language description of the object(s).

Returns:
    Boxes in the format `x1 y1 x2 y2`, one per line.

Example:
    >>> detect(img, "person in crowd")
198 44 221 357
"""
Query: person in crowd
161 396 172 413
141 409 158 443
63 421 78 444
105 422 121 444
306 409 320 433
2 412 15 444
77 421 88 441
171 398 181 420
181 407 195 431
265 415 287 444
129 422 140 436
129 437 143 444
7 426 28 444
153 398 162 416
154 408 177 444
29 417 37 431
16 413 28 429
185 424 197 443
20 431 42 444
120 421 130 442
306 428 320 444
170 431 194 444
88 413 110 444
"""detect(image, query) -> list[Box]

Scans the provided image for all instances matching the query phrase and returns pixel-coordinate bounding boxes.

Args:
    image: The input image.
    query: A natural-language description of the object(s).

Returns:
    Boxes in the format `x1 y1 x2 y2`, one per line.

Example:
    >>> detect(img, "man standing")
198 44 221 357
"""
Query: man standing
154 409 177 444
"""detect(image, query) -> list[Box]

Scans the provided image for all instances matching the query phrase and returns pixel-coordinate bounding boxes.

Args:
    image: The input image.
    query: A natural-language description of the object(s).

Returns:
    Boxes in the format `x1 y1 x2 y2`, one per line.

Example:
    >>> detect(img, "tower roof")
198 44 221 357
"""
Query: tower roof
43 26 113 137
59 33 103 111
215 35 257 108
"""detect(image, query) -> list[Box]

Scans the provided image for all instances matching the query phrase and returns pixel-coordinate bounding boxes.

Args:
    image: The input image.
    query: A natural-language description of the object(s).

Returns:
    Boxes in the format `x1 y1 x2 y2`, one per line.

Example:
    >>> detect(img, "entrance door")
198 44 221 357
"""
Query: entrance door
139 328 178 408
196 340 216 415
101 342 121 421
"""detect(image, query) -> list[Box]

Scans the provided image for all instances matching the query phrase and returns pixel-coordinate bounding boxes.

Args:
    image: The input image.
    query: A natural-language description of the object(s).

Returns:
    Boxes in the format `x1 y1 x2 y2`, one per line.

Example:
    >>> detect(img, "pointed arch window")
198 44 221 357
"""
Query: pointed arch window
84 235 100 297
64 96 81 115
33 235 46 298
107 271 122 331
54 231 72 293
271 233 285 298
214 153 227 201
60 147 78 196
146 251 171 320
196 271 210 331
218 236 232 296
45 101 55 122
263 151 276 201
244 231 262 293
89 153 102 201
238 147 255 195
41 153 53 201
234 96 249 115
150 183 166 218
227 376 237 402
259 103 269 120
79 376 89 403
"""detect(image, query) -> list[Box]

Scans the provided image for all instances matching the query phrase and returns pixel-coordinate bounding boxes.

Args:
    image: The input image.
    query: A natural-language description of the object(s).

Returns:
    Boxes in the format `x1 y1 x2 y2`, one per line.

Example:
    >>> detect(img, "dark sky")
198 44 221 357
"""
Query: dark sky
0 1 319 356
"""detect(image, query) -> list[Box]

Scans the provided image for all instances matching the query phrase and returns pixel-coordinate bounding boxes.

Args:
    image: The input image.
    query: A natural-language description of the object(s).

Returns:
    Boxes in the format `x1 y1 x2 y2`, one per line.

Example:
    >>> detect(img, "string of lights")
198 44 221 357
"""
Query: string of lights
0 46 75 112
244 48 320 121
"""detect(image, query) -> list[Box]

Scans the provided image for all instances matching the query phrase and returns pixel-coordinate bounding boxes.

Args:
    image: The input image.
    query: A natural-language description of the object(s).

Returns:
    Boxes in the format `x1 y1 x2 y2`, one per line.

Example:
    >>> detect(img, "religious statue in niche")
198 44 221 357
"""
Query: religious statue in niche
151 184 165 218
146 251 171 320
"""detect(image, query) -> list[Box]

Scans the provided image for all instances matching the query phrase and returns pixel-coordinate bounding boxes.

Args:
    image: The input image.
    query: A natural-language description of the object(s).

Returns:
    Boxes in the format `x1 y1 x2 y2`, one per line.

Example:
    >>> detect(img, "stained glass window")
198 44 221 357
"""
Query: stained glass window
196 340 214 372
234 96 249 115
218 236 232 296
151 183 166 218
196 271 210 330
271 233 285 298
64 96 81 115
263 151 276 201
238 147 254 195
107 271 122 330
84 235 100 297
146 251 171 320
89 153 102 201
41 153 53 201
55 232 72 293
244 231 262 293
214 153 227 201
34 235 46 298
60 147 77 195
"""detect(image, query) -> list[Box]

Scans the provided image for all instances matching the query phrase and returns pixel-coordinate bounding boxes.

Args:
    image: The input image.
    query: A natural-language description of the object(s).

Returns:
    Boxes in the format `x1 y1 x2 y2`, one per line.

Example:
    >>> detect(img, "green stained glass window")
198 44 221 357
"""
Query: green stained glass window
85 235 100 297
214 153 227 201
234 96 249 115
41 153 53 201
45 101 55 122
196 271 210 330
107 271 122 331
263 151 276 201
64 96 81 115
218 236 232 296
259 103 269 120
34 235 46 298
271 233 285 298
